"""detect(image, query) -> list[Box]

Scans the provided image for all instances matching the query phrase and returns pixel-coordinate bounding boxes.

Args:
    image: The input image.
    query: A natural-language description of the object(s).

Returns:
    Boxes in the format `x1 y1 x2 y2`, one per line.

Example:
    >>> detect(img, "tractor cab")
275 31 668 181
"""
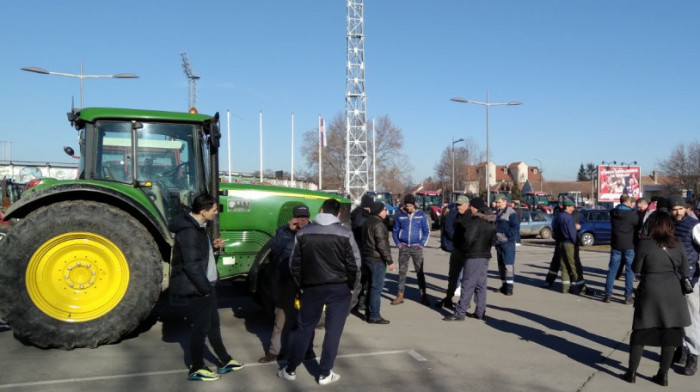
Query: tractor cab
67 108 219 223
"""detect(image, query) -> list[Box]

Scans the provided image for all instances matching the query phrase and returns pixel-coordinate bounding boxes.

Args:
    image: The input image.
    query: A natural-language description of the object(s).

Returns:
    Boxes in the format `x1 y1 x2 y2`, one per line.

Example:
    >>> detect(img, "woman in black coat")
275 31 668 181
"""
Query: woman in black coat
625 211 691 386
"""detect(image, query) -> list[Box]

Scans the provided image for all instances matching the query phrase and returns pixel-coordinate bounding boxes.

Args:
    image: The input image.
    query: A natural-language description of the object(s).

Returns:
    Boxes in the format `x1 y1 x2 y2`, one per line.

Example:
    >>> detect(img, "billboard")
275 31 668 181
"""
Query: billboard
598 165 641 202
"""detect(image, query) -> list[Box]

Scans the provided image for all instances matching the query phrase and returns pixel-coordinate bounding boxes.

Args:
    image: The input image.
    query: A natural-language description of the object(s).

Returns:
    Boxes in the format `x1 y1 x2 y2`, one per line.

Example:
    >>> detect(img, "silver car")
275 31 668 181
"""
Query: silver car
518 209 553 239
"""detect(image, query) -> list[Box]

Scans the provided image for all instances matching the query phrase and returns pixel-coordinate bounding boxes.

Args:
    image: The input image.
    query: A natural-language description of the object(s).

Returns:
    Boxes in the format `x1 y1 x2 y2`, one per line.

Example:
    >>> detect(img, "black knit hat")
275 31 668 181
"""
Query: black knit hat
470 197 488 213
404 194 416 206
361 194 374 208
370 201 385 216
669 195 685 209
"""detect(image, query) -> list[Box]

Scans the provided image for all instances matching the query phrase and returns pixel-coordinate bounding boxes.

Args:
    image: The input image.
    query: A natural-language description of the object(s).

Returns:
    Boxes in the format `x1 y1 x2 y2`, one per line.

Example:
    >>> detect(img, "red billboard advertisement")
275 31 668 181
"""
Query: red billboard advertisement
598 165 641 202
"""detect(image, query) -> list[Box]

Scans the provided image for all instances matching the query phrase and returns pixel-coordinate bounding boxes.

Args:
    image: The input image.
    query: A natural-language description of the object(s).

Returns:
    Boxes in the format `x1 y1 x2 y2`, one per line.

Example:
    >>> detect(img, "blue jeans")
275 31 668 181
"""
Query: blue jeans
605 249 635 297
365 262 387 320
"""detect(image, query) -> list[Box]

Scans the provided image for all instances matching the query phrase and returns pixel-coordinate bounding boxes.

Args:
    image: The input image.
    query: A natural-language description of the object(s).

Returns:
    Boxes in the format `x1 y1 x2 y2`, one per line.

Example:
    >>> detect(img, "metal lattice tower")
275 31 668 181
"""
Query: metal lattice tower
180 52 200 110
345 0 368 205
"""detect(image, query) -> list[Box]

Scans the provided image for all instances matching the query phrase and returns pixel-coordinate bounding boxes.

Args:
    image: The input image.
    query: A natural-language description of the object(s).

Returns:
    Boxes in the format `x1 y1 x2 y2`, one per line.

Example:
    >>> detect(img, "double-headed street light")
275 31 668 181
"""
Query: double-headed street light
451 94 521 204
21 61 139 108
452 137 465 193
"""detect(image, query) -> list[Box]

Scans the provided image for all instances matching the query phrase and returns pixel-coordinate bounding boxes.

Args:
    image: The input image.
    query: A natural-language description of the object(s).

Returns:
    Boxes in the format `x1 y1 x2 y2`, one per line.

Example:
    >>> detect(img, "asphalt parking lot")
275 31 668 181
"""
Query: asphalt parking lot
0 238 696 391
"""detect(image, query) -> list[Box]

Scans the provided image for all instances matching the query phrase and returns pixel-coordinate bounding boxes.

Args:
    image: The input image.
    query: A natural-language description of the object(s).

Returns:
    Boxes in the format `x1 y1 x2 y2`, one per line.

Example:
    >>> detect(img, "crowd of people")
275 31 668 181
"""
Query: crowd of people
167 191 699 387
543 194 699 387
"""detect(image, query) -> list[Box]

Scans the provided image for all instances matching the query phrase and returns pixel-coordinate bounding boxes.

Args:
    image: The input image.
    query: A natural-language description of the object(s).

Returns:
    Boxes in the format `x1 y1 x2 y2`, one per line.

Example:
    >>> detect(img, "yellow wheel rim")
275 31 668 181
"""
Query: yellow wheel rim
26 232 130 322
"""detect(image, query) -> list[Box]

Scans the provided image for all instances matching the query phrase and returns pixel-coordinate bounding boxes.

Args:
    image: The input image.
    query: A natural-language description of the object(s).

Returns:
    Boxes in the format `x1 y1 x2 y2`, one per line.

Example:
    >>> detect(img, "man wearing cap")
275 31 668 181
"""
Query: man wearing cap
361 201 395 324
494 194 520 296
552 199 580 293
603 194 638 304
258 204 311 363
278 199 360 385
444 197 495 321
435 195 469 310
669 194 700 376
392 194 431 305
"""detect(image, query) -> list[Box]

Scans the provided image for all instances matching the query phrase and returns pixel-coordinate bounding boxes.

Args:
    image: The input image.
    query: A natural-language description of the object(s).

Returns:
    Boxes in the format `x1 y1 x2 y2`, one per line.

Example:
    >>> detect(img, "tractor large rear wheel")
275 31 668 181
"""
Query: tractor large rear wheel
0 201 162 349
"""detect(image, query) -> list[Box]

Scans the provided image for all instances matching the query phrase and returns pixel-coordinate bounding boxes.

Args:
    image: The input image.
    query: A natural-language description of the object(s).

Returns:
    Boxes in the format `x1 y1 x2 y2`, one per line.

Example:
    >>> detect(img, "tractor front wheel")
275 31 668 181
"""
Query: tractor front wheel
0 201 162 349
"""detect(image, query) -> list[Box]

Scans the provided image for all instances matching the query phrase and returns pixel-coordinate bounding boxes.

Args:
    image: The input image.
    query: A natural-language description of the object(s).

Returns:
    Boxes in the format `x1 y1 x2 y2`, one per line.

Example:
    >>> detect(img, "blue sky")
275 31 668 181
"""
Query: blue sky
1 1 699 183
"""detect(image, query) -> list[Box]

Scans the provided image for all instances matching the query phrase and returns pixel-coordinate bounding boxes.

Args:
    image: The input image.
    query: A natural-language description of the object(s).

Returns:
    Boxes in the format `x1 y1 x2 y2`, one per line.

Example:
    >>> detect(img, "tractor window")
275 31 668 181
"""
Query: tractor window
136 123 199 222
96 122 132 183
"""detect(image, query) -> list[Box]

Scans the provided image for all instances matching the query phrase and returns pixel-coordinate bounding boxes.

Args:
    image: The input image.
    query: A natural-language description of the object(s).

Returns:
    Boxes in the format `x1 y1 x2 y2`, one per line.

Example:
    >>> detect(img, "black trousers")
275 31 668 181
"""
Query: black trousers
188 287 231 370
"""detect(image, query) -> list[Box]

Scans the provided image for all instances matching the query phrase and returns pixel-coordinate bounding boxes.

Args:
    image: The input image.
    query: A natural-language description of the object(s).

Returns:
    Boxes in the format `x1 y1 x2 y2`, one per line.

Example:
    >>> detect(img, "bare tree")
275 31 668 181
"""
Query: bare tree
659 142 700 201
433 138 484 193
300 113 412 194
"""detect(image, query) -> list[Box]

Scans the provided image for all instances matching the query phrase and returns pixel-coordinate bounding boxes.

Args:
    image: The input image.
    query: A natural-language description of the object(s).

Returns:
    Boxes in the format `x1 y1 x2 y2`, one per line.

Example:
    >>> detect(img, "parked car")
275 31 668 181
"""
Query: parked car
578 209 611 246
518 208 552 239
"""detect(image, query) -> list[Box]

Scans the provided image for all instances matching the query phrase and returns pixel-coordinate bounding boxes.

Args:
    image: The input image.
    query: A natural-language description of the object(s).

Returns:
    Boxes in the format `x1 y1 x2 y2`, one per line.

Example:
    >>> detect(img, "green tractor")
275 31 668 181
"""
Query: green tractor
0 107 349 349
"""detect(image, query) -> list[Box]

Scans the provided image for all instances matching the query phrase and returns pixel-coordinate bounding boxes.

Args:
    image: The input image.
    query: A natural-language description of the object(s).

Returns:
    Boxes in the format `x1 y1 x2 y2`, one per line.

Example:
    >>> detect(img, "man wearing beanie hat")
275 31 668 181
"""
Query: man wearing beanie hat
392 194 431 305
670 194 700 376
360 201 395 324
350 194 374 312
444 196 495 321
435 195 469 310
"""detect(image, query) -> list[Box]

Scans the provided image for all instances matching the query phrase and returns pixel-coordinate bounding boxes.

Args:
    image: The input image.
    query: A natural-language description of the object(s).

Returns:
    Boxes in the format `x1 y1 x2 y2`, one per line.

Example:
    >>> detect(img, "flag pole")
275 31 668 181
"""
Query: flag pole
259 111 263 183
227 110 232 182
291 113 295 186
318 115 323 189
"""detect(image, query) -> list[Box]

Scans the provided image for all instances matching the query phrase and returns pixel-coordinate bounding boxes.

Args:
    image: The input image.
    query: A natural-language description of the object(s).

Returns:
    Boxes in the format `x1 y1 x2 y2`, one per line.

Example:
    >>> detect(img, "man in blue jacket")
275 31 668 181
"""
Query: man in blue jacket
670 195 700 376
494 194 520 296
552 198 579 293
392 194 431 305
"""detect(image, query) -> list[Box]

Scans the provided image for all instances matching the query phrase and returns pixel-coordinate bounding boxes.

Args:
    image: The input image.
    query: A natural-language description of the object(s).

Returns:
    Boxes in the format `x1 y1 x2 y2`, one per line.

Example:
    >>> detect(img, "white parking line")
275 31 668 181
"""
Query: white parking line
0 349 426 389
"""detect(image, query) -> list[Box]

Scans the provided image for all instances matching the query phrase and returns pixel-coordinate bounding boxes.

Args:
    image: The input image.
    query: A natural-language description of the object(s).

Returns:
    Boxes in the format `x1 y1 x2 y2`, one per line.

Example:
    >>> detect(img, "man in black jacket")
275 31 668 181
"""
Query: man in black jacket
169 193 244 381
444 197 496 321
361 201 395 324
258 205 311 363
351 194 373 312
278 199 361 385
435 196 469 310
604 194 639 304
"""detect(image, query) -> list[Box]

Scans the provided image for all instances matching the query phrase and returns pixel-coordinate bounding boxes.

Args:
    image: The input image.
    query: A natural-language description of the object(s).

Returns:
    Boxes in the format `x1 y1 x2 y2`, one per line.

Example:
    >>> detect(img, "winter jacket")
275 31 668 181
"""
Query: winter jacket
674 214 700 285
392 208 430 247
632 238 691 329
610 204 639 251
290 213 361 290
361 215 394 265
168 213 216 303
350 205 370 246
495 206 520 245
553 211 578 245
440 203 458 252
269 224 297 278
460 212 496 259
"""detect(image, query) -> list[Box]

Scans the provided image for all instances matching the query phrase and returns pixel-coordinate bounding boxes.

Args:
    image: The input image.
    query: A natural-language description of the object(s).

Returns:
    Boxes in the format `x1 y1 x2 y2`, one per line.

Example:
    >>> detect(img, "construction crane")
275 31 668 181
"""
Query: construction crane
180 51 200 111
345 0 368 206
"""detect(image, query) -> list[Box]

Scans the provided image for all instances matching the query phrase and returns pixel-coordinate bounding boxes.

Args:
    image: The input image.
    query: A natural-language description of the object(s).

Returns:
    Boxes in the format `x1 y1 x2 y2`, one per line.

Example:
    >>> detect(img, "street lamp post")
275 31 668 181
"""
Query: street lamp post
530 156 543 191
452 136 465 193
21 61 138 108
451 93 521 204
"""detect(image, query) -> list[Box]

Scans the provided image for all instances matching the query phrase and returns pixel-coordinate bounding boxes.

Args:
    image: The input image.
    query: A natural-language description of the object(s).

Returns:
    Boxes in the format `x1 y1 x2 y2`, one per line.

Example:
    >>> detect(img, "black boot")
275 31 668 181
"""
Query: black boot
683 354 697 376
651 370 668 386
623 369 636 383
673 346 687 365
